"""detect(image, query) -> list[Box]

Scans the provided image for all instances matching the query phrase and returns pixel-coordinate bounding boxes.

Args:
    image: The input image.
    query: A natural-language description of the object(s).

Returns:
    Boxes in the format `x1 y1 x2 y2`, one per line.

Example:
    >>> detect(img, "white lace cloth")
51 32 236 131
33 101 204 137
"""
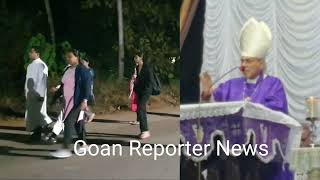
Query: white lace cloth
180 101 302 162
289 147 320 180
180 101 244 120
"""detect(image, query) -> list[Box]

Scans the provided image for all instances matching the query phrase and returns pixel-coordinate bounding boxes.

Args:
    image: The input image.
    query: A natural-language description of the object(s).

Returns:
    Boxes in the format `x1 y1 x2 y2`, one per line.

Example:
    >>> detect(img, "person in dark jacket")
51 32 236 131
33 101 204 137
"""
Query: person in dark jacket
133 52 153 139
51 49 91 158
80 58 95 122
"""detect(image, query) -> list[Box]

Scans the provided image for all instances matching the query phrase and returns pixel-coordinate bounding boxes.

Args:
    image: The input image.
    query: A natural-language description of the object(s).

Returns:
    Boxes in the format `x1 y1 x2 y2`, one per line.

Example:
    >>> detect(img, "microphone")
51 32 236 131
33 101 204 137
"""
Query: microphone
212 66 242 85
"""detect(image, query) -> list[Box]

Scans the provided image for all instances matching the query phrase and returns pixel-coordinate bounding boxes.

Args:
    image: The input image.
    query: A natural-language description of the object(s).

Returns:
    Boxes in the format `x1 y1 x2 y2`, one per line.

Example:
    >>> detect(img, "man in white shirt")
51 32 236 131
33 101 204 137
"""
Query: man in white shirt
25 46 52 142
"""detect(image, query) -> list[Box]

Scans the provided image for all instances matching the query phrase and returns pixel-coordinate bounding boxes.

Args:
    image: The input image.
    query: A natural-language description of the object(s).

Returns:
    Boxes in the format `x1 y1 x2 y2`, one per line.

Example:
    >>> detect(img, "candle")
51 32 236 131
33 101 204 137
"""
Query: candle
306 96 318 119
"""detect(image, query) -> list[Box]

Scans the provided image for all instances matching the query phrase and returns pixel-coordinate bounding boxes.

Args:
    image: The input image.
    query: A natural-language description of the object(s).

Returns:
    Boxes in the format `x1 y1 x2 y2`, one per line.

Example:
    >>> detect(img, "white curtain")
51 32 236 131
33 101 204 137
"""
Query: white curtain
202 0 320 121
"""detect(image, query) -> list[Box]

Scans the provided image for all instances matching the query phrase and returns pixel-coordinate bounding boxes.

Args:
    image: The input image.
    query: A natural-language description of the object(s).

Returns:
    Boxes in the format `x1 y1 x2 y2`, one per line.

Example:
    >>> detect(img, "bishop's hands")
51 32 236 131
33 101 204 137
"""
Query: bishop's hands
301 123 313 147
200 72 214 101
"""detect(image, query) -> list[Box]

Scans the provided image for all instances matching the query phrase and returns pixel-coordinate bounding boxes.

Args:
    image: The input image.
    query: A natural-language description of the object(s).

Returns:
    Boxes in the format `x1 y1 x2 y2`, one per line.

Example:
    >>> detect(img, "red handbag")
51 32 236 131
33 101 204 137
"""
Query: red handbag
130 91 138 112
129 76 138 112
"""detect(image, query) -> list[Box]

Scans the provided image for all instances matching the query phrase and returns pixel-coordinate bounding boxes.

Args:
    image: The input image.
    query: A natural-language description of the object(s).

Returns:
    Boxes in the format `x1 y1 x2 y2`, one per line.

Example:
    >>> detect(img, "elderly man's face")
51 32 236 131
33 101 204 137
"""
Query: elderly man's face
241 57 264 79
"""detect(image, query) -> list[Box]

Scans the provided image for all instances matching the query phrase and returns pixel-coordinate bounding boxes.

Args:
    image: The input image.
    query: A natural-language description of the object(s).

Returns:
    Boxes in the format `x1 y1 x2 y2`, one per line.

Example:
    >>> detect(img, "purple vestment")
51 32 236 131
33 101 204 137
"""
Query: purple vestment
213 74 288 114
211 74 292 180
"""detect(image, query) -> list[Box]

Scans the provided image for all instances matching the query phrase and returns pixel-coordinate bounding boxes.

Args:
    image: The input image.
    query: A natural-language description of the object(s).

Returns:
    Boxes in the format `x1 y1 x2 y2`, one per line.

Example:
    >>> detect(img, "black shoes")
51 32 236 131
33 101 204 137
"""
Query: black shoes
27 127 42 143
28 126 58 145
41 132 58 145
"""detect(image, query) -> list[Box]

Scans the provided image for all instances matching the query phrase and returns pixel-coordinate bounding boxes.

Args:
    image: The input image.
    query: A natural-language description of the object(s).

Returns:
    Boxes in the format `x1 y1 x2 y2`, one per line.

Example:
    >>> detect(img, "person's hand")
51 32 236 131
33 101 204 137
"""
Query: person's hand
38 96 44 102
200 72 214 100
80 100 88 111
301 123 313 147
50 87 58 93
200 72 213 91
134 68 137 75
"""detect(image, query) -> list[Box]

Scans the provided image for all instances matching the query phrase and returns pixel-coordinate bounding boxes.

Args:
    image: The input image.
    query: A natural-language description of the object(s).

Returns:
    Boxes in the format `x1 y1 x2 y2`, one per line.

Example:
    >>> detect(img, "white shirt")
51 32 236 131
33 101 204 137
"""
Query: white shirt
25 58 48 97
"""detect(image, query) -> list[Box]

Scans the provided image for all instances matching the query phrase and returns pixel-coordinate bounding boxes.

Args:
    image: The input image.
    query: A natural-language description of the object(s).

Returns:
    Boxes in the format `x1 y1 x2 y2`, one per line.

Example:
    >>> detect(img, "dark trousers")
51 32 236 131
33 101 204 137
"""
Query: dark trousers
63 106 86 149
136 93 150 132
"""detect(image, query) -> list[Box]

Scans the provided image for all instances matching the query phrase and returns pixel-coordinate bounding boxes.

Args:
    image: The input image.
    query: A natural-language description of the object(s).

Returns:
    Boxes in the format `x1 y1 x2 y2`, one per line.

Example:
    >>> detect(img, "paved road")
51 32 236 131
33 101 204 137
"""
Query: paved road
0 106 180 180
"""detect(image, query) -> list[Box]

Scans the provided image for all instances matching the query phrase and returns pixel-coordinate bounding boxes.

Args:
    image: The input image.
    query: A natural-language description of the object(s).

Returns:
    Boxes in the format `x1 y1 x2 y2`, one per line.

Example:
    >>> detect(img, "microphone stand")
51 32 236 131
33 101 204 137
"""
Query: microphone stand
196 66 242 179
212 66 241 85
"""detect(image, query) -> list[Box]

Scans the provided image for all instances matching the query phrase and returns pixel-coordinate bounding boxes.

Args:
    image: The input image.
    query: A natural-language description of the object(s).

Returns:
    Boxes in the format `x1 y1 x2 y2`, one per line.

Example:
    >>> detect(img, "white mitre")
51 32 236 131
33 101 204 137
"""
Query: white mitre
240 17 272 59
